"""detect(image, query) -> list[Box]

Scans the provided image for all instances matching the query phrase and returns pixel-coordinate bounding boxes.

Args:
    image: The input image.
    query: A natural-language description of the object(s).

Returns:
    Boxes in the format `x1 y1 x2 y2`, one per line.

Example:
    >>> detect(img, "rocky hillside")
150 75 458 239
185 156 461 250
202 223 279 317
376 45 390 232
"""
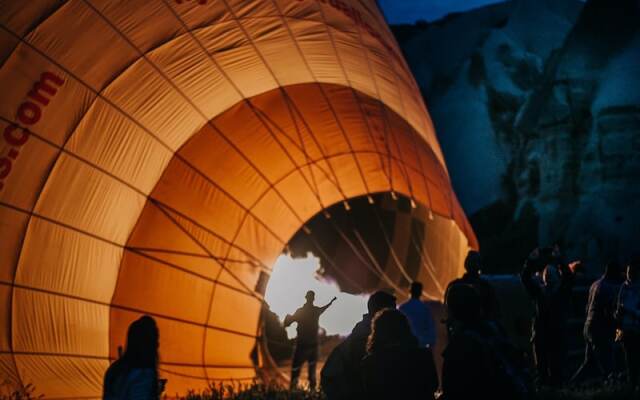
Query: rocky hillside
392 0 640 273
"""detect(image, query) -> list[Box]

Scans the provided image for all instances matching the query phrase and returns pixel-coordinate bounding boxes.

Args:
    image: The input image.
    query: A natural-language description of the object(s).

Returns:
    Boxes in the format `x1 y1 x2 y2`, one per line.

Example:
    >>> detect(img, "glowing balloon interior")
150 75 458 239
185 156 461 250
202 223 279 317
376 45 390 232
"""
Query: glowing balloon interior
0 0 476 396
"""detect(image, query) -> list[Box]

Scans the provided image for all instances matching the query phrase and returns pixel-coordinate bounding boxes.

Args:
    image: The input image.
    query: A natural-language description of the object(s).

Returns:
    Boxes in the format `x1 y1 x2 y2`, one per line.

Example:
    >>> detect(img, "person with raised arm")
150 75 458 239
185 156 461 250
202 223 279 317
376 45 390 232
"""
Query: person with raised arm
520 246 578 387
284 290 336 390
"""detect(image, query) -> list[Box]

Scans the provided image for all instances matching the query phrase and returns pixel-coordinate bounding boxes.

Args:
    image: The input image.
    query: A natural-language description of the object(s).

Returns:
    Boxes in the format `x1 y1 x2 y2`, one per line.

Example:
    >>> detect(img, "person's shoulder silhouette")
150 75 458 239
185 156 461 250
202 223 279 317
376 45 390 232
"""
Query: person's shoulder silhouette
103 315 161 399
362 309 437 400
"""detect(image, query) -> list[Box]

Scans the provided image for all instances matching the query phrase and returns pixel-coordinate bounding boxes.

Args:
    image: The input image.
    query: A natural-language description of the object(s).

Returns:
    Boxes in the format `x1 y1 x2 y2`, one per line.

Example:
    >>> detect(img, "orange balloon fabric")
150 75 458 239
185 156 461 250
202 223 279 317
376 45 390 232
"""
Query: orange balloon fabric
0 0 477 396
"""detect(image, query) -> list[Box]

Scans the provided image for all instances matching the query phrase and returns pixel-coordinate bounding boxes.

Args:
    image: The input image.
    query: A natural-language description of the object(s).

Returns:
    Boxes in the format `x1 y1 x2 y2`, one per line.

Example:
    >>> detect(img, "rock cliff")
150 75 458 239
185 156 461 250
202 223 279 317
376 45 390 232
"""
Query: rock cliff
393 0 640 272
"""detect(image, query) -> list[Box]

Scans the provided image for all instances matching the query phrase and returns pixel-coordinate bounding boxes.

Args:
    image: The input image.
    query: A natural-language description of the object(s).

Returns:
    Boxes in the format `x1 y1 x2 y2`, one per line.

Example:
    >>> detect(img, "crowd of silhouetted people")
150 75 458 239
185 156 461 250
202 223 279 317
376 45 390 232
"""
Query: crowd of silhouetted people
102 248 640 399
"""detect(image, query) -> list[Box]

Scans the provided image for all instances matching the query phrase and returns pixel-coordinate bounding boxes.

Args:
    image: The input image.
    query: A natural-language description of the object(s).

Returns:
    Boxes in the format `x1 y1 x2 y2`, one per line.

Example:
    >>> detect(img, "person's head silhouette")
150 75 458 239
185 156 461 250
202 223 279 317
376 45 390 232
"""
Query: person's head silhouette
305 290 316 304
367 290 396 316
104 315 161 398
410 282 423 300
367 308 417 353
464 251 482 276
123 315 159 369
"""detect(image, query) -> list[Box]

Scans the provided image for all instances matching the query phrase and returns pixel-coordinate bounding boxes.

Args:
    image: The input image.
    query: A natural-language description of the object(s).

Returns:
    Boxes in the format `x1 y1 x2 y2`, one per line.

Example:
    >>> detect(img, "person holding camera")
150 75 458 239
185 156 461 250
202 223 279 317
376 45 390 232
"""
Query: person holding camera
520 246 578 387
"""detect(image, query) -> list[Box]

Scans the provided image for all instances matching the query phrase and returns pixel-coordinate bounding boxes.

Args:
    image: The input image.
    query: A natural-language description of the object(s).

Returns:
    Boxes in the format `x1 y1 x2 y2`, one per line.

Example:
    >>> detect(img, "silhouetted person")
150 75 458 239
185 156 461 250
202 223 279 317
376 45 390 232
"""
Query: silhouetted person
362 309 438 400
442 284 531 400
521 247 577 387
399 281 436 348
284 290 336 390
615 254 640 390
321 290 396 400
572 259 624 382
104 315 164 399
445 251 500 323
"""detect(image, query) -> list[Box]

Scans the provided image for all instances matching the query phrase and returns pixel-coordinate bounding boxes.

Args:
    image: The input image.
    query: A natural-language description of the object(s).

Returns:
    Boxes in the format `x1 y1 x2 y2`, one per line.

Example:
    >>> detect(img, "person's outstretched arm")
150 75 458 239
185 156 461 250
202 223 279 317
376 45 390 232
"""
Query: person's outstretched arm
319 297 337 314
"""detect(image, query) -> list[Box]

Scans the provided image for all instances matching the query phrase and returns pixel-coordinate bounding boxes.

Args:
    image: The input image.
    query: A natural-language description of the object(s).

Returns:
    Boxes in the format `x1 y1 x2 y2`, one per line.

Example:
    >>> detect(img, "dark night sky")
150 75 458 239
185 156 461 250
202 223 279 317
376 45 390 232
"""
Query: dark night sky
378 0 505 24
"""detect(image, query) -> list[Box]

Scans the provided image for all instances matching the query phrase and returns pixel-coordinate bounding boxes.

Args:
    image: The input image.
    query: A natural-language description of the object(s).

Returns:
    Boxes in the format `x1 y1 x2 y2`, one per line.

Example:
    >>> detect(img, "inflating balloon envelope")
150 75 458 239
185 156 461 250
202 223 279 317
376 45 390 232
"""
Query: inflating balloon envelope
0 0 476 396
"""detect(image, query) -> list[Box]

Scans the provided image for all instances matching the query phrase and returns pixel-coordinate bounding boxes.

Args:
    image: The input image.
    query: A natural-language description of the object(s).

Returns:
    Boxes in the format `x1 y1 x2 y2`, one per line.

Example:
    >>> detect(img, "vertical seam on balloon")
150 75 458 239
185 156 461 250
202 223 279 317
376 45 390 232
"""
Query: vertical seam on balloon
296 6 430 270
302 3 418 293
271 3 373 198
343 10 439 286
347 5 423 203
274 90 350 200
312 3 395 196
368 12 456 220
267 0 393 197
279 92 324 206
243 100 329 209
209 2 355 204
254 98 326 205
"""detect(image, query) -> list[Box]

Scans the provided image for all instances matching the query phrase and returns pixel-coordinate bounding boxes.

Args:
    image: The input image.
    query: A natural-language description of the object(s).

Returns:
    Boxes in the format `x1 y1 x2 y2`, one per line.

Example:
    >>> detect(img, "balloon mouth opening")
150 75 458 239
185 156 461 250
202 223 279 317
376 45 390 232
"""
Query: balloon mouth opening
261 192 433 381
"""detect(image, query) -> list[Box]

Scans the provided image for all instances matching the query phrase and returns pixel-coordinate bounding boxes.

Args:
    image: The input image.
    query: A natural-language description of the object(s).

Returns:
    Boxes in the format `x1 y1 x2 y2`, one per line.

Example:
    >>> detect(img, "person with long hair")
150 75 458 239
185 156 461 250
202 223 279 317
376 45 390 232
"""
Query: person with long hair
321 290 396 400
103 315 161 399
361 308 438 400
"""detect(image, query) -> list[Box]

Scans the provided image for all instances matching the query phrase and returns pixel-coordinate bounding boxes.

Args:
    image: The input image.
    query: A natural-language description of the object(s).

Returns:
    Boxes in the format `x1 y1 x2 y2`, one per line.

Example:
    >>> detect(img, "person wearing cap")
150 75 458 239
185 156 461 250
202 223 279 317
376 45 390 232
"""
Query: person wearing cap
615 254 640 390
285 290 336 390
399 281 437 348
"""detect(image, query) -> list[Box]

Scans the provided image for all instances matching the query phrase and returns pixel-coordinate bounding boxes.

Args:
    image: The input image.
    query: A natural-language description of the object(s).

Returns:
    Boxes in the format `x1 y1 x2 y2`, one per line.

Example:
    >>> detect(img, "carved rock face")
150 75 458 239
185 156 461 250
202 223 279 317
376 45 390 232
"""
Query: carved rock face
393 0 640 271
519 28 640 268
564 36 640 264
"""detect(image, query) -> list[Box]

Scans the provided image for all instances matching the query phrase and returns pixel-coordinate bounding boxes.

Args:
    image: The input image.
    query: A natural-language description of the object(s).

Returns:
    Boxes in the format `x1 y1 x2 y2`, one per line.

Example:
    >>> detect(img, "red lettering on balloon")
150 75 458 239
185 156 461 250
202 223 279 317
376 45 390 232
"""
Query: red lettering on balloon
0 158 12 179
1 71 64 191
3 124 30 146
17 101 41 125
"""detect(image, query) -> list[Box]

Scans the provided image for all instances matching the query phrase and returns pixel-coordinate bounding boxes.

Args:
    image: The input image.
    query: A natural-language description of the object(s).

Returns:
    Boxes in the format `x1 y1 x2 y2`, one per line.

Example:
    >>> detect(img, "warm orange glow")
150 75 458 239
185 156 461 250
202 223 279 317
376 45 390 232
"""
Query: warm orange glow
0 0 475 396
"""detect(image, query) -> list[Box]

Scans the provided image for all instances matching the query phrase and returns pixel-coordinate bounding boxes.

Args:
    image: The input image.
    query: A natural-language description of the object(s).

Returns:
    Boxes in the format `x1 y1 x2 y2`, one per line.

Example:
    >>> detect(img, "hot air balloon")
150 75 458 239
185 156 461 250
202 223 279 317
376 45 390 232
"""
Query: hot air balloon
0 0 477 396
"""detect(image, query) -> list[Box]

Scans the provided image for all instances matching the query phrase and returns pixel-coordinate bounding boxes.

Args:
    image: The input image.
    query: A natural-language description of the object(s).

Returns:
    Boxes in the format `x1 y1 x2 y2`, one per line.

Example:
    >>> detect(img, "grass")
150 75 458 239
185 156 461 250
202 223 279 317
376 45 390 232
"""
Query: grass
180 383 325 400
1 381 635 400
177 383 636 400
0 382 42 400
